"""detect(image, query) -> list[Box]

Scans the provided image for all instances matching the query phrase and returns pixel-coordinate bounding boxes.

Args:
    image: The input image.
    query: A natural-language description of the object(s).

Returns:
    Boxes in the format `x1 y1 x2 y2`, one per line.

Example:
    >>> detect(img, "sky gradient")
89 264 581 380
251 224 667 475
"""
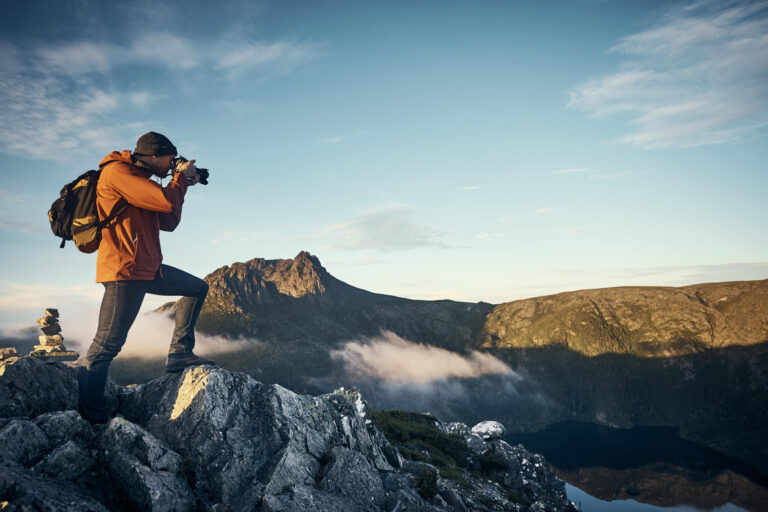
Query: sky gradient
1 0 766 331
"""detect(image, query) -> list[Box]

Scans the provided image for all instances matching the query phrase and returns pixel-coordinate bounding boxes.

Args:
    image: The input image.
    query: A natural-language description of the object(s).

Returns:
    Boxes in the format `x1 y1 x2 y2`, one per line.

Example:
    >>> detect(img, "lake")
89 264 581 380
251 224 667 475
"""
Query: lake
506 422 766 512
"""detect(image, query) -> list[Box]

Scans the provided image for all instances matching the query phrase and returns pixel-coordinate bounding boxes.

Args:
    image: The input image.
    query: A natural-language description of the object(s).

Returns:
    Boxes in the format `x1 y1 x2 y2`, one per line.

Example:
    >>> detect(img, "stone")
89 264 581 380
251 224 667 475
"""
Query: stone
0 419 48 465
41 323 63 335
39 334 64 346
33 410 94 447
0 347 17 359
33 439 96 481
319 446 386 510
32 350 79 363
471 420 507 440
445 422 471 436
261 485 362 512
45 308 59 318
99 417 195 512
0 461 109 512
36 316 59 328
34 344 63 352
0 355 116 418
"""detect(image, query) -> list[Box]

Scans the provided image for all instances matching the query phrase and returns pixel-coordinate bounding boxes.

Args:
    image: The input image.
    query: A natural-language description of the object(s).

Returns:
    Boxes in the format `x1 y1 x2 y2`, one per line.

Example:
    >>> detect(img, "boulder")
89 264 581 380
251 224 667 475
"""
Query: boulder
471 420 506 440
445 422 471 436
0 356 118 418
99 417 195 512
0 357 78 417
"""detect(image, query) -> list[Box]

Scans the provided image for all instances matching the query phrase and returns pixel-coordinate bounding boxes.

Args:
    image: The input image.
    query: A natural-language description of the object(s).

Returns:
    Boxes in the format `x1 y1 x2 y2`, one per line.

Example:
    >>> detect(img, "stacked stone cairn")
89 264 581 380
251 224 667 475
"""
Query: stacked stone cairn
31 308 78 363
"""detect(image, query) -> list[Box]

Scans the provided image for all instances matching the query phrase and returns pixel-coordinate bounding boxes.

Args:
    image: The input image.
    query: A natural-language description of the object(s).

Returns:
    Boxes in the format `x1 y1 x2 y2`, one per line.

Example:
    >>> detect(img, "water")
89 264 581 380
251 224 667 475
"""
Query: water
506 422 767 512
566 484 747 512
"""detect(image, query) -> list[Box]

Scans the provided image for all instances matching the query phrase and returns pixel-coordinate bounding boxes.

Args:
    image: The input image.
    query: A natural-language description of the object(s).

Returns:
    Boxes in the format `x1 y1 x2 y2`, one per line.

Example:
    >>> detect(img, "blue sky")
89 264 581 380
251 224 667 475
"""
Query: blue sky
1 0 767 330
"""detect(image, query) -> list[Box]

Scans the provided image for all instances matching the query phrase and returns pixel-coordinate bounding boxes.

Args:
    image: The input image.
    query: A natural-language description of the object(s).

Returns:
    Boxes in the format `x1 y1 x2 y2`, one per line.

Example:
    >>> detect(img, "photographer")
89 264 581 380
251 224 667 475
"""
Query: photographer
77 131 214 425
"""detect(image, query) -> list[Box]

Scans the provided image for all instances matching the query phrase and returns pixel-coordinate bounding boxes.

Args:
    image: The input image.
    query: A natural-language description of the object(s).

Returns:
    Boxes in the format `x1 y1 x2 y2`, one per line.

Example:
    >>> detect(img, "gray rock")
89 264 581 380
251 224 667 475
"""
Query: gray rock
0 460 108 511
0 356 78 417
33 440 96 481
319 446 386 510
0 347 17 359
99 417 195 512
439 487 468 511
33 410 94 446
445 422 470 436
465 433 488 455
119 366 397 510
471 420 506 440
0 418 48 465
261 485 361 512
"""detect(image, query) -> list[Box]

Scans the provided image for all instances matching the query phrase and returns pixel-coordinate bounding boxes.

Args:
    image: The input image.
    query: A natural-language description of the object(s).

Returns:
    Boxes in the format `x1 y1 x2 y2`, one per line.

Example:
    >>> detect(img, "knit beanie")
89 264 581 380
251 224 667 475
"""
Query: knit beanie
134 132 177 156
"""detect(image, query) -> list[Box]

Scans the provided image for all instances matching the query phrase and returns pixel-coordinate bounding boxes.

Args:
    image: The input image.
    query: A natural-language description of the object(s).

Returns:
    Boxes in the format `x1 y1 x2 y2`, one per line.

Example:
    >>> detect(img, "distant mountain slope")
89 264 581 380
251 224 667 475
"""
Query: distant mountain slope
480 280 768 356
159 251 493 357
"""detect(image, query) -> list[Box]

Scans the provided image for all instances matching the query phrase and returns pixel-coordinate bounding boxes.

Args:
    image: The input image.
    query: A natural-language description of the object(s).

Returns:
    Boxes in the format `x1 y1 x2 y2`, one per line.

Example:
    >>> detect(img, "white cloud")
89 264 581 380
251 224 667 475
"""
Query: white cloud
564 224 611 235
475 233 502 240
0 33 324 159
330 331 515 383
318 130 364 144
534 207 556 214
215 40 324 76
317 204 447 252
589 171 632 180
569 0 768 148
550 168 590 175
37 41 114 75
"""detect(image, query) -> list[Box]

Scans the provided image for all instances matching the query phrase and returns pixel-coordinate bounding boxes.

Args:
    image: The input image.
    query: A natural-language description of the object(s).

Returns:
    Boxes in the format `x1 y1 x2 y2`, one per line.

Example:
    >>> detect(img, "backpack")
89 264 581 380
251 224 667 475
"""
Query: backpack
48 170 127 253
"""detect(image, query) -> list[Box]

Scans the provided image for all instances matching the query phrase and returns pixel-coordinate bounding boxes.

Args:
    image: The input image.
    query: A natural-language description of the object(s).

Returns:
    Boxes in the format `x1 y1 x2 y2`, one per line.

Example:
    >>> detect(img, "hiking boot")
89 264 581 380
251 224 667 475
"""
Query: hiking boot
165 353 216 373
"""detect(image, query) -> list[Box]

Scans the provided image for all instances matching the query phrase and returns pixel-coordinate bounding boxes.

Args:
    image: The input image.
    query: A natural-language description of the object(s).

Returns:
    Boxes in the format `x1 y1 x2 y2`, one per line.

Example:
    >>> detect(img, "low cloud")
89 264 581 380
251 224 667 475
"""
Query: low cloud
568 0 768 148
317 204 448 252
330 331 515 383
2 305 260 360
534 207 556 214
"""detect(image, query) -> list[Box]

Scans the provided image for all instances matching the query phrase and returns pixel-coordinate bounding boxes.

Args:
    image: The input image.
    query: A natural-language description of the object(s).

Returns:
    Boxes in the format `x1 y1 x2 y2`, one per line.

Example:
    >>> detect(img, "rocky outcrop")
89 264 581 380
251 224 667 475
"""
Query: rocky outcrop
0 355 576 511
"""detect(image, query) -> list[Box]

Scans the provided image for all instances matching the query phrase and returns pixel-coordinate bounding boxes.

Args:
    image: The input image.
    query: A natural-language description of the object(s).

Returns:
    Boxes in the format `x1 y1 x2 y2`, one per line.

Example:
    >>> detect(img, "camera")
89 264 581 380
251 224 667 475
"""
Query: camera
171 156 210 185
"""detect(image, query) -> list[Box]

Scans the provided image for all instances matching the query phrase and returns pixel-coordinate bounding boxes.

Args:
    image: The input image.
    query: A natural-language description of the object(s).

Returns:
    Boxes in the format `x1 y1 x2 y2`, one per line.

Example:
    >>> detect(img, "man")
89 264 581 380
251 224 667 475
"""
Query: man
77 131 214 424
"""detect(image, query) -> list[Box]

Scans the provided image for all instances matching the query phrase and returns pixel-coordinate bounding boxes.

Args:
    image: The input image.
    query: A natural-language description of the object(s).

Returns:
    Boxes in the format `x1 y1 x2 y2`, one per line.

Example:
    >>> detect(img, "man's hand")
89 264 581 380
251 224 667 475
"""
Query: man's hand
176 159 200 185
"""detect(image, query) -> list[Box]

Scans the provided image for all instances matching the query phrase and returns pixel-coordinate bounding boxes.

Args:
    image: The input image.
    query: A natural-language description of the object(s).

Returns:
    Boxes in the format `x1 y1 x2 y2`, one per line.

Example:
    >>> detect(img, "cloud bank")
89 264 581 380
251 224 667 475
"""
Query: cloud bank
330 331 516 383
569 0 768 148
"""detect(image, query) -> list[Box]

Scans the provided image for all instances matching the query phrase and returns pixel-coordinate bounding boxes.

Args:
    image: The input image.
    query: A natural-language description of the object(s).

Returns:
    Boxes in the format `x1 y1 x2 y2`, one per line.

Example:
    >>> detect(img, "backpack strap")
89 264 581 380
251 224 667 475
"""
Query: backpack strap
96 199 129 229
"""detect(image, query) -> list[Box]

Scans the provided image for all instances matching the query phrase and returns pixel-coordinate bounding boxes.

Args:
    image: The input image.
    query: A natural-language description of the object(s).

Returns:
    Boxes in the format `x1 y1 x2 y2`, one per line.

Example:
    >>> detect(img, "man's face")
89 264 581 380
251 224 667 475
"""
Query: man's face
150 154 175 173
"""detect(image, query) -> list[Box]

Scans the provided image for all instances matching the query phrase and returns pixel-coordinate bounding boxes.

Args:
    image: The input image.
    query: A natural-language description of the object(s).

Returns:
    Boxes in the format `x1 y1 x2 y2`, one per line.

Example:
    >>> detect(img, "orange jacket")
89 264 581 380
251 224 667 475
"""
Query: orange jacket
95 150 188 282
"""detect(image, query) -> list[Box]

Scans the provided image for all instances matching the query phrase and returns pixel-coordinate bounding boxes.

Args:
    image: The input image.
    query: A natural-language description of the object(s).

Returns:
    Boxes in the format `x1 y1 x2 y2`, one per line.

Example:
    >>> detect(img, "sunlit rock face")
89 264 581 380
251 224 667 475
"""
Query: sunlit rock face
0 355 577 511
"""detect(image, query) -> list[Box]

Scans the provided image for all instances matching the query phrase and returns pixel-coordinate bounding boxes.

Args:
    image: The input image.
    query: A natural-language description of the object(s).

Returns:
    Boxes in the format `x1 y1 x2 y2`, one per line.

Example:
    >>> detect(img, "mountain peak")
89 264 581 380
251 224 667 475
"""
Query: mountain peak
203 251 369 310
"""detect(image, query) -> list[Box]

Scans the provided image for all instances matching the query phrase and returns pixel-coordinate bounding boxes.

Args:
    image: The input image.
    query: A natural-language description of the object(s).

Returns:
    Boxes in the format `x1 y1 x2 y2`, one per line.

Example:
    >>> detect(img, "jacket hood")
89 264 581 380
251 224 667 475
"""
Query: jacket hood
99 150 134 168
99 150 158 176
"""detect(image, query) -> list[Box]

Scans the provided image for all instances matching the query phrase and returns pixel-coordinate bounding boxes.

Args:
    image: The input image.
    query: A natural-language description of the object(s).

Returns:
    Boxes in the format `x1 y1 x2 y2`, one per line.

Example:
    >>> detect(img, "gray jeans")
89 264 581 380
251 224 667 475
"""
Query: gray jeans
77 264 208 423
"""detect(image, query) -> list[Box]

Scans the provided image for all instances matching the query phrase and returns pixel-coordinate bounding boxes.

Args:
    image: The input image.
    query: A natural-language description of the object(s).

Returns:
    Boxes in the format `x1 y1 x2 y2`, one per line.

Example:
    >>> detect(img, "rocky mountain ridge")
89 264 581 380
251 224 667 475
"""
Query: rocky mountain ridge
0 355 576 512
163 252 767 359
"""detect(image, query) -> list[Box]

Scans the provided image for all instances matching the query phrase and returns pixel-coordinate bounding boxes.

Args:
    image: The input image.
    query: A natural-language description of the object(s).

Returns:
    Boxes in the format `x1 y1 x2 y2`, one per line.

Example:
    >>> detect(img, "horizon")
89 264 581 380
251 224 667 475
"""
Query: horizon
1 0 767 332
